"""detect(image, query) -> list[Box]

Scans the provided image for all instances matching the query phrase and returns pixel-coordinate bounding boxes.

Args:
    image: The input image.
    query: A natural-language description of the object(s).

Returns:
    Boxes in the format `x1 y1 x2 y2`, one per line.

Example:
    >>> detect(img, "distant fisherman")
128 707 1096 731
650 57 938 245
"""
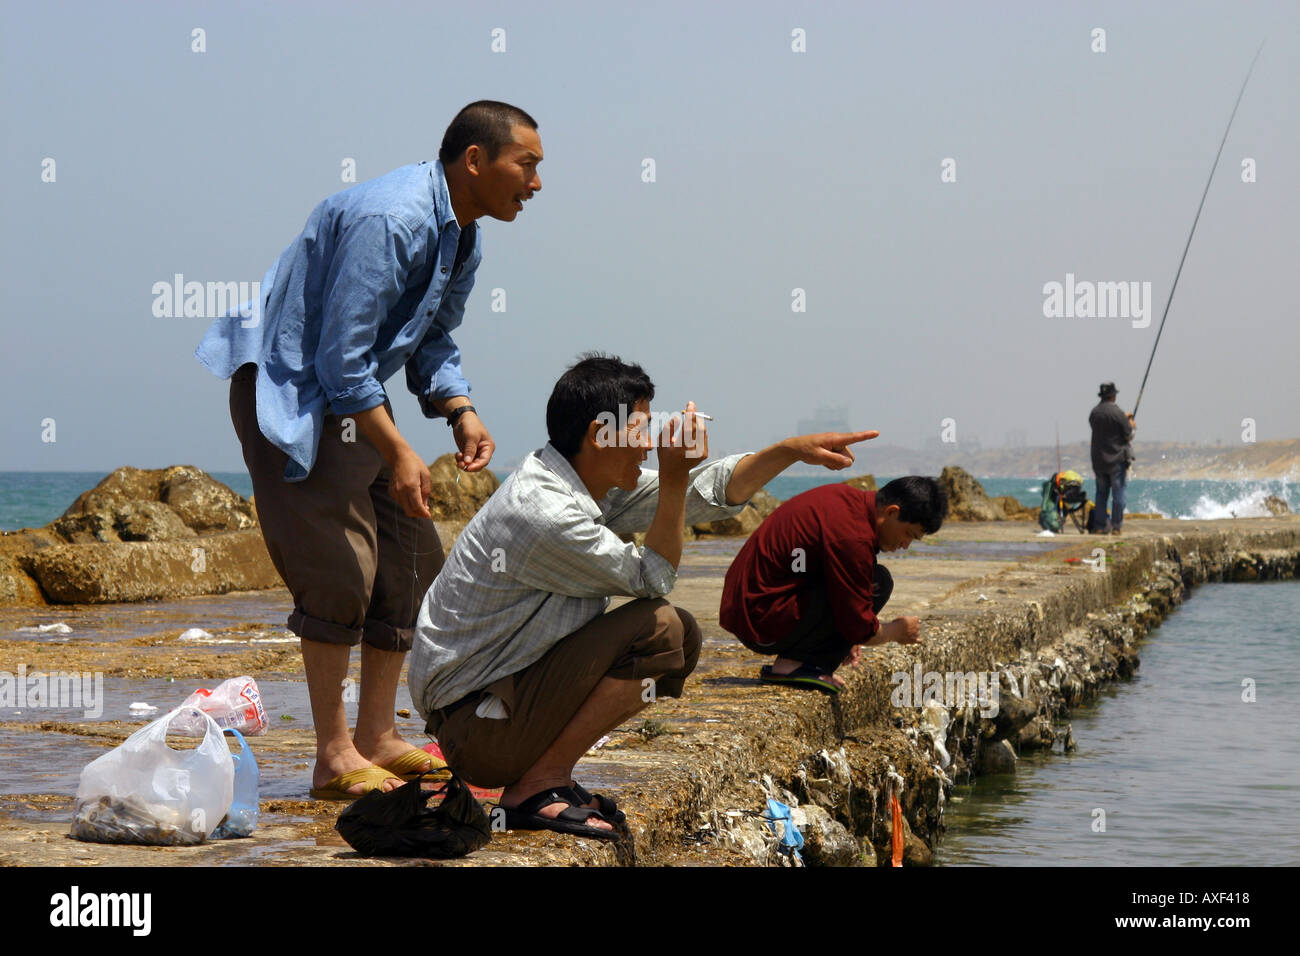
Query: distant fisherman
1088 381 1136 535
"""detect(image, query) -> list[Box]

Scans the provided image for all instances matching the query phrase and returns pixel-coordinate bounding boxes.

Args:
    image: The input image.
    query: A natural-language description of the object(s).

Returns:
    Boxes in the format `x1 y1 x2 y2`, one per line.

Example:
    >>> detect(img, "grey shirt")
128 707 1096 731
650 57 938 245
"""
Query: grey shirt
409 443 750 716
1089 400 1134 474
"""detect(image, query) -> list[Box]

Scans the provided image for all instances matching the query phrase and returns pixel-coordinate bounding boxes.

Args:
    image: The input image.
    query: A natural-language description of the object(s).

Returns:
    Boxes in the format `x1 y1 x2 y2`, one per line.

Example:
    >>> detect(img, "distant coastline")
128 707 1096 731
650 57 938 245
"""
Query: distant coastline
771 438 1300 482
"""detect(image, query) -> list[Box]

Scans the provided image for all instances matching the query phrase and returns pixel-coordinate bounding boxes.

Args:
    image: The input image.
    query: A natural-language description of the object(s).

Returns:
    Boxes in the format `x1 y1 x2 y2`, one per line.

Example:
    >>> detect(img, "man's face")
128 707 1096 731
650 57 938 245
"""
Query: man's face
877 505 926 552
616 399 653 491
468 124 543 222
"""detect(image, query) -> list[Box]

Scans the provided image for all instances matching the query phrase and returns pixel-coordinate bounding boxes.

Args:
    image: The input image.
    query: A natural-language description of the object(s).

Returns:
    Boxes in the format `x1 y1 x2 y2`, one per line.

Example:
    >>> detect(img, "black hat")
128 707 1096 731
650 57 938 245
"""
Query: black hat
1098 382 1118 398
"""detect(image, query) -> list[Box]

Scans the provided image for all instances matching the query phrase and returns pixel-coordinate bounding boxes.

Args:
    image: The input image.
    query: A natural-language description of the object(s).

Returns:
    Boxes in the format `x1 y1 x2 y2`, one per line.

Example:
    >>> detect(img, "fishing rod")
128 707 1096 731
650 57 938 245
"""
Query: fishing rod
1132 41 1265 419
1056 422 1063 517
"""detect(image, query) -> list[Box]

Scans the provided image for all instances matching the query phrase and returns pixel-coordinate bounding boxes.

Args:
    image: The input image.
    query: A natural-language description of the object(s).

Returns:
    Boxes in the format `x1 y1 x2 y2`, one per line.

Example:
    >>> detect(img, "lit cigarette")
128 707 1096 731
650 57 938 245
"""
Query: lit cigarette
686 411 713 421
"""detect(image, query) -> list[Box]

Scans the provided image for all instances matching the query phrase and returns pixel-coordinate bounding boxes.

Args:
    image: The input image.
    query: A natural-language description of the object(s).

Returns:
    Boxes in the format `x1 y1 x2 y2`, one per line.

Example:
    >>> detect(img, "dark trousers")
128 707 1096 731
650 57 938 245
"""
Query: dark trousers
1094 464 1129 532
749 565 893 672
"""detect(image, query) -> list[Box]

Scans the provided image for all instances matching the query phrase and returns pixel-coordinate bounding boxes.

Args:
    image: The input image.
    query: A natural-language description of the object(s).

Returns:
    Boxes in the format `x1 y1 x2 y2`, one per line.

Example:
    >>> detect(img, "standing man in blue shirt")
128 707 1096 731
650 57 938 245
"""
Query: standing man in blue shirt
196 101 542 799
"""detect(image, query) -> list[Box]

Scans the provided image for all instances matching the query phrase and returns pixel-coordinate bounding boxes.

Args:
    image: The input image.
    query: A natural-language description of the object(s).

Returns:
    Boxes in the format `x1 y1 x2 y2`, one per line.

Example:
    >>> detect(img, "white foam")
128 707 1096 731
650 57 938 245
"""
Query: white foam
16 622 72 634
1182 486 1287 520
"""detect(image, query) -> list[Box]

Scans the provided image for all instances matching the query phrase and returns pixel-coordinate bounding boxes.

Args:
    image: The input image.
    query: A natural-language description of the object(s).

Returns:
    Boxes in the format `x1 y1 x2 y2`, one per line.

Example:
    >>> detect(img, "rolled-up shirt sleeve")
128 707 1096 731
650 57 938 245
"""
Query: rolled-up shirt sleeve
317 214 416 415
510 507 678 599
408 247 478 417
603 453 752 534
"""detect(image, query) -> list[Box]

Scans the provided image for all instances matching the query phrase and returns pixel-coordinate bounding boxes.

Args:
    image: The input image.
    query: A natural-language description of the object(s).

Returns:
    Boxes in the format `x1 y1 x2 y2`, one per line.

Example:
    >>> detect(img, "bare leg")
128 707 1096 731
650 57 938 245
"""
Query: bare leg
301 639 400 794
499 676 650 831
352 643 439 773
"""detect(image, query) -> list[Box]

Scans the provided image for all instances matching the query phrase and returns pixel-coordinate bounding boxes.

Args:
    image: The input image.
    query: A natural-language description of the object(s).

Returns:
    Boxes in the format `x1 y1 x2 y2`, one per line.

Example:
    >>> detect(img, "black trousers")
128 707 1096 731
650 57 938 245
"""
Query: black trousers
754 565 893 672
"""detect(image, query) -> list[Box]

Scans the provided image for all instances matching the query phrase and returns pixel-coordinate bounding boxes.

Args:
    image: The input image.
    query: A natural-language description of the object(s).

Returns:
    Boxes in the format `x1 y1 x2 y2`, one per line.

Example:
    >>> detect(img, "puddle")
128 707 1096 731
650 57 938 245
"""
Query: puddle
0 589 294 644
0 679 430 800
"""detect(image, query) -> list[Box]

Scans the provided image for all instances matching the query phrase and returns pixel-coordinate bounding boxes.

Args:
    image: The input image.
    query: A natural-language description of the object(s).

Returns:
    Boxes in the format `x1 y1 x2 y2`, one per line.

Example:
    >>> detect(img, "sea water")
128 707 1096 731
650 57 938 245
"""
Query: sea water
1 471 1294 531
933 580 1300 866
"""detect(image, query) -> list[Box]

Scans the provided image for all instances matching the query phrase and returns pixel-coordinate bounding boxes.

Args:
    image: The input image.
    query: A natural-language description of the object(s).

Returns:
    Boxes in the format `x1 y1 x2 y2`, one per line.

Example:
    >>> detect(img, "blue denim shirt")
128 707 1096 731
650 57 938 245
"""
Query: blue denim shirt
195 160 480 481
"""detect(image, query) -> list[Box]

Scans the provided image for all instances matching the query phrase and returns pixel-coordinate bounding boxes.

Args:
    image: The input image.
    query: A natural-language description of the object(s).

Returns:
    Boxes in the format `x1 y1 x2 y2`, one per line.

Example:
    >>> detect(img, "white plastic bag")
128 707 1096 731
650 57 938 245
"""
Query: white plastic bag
171 675 268 737
71 705 234 846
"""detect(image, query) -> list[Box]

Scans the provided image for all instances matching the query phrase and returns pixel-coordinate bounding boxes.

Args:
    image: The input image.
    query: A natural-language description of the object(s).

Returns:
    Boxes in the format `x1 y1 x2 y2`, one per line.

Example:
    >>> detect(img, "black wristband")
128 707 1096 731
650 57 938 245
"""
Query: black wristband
446 404 477 428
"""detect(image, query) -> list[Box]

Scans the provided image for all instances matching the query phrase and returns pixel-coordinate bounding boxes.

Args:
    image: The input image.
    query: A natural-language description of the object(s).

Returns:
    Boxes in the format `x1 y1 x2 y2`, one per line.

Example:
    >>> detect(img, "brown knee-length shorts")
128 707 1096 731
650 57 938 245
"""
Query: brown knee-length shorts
228 363 444 652
426 598 701 788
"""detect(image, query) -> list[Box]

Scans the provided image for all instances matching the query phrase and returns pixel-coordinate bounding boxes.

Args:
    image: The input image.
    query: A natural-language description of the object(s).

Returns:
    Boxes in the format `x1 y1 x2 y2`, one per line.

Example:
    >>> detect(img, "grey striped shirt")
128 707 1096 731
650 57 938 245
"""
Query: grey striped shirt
410 442 749 714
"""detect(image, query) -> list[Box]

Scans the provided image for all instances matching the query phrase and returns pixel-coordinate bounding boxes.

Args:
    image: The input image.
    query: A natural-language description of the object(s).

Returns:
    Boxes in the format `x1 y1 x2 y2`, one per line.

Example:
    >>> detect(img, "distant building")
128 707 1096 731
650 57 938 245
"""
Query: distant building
796 404 851 435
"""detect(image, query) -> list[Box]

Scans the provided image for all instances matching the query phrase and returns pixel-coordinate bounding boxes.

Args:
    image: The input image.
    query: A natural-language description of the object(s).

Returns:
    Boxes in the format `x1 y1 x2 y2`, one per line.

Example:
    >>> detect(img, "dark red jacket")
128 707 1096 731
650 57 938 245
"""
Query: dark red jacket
720 484 879 647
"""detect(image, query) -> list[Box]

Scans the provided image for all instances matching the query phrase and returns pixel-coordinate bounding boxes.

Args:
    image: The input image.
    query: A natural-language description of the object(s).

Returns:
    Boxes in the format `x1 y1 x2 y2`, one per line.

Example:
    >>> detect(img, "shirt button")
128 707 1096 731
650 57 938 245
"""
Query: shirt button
441 266 447 273
426 309 433 316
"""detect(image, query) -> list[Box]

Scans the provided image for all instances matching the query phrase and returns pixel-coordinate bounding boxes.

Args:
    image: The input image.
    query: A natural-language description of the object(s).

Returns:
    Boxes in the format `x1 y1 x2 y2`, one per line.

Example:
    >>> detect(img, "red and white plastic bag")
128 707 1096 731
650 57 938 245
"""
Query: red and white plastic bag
170 676 268 737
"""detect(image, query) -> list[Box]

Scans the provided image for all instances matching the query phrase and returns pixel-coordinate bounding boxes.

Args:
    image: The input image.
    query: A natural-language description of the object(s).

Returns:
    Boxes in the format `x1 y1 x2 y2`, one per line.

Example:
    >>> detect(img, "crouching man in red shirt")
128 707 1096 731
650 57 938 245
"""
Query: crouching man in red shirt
719 477 948 695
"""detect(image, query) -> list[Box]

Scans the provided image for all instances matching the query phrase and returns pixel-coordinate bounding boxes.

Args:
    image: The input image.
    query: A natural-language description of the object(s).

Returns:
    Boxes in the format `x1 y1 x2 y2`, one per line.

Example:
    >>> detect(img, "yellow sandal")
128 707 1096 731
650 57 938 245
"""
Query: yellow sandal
381 748 449 781
309 766 402 801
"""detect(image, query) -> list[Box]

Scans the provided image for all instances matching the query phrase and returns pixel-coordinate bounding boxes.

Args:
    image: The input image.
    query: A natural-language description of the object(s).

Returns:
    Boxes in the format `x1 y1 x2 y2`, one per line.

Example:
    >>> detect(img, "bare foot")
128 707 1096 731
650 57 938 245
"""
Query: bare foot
312 746 402 795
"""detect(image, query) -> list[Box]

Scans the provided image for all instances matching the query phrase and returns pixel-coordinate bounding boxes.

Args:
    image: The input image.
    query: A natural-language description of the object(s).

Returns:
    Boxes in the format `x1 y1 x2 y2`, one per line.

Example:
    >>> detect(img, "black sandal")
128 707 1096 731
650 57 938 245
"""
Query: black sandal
570 781 626 825
501 786 621 842
759 663 841 696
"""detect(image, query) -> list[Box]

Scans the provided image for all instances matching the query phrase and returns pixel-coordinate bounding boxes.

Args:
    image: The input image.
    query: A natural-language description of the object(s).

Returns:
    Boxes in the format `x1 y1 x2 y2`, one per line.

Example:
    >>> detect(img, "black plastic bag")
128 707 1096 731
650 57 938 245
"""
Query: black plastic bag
335 771 491 859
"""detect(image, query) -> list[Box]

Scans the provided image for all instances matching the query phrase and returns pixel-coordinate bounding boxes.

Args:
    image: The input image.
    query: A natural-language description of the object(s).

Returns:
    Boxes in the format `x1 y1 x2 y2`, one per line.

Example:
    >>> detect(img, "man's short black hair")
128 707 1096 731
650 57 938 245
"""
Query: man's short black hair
439 100 538 165
546 353 655 459
877 476 948 535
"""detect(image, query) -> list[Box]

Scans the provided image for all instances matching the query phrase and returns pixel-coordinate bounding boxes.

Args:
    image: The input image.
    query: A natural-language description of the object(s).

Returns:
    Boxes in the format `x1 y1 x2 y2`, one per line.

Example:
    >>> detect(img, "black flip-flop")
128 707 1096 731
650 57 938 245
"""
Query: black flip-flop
570 781 625 825
501 786 621 842
759 663 841 696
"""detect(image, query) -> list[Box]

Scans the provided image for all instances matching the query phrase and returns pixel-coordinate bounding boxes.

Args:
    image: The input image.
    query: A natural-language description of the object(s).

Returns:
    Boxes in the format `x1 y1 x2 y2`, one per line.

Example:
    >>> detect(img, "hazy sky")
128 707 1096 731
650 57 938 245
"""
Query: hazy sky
3 0 1297 475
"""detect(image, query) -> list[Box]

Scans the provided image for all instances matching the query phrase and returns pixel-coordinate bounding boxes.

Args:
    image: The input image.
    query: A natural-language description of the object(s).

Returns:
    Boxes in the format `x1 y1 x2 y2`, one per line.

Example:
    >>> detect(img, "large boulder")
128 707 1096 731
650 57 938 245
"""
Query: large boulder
1263 495 1291 516
694 505 763 537
992 495 1037 520
978 738 1018 774
20 530 282 604
57 465 256 540
0 530 61 606
795 805 862 867
1 466 271 607
48 512 122 544
844 475 877 493
749 488 781 519
940 466 1005 521
159 466 257 532
61 466 163 517
693 486 781 536
425 454 500 521
112 501 198 542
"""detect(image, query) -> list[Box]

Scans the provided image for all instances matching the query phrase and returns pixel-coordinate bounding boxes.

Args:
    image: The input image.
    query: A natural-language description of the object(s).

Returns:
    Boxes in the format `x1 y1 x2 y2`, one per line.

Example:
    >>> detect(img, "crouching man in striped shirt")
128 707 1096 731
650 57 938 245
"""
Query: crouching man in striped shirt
409 353 875 840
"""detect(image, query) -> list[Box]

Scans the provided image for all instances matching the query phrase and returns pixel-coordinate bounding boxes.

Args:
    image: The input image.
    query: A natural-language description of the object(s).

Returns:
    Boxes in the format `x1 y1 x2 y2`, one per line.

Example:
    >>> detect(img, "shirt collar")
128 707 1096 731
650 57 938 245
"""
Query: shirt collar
429 160 460 232
536 443 604 521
